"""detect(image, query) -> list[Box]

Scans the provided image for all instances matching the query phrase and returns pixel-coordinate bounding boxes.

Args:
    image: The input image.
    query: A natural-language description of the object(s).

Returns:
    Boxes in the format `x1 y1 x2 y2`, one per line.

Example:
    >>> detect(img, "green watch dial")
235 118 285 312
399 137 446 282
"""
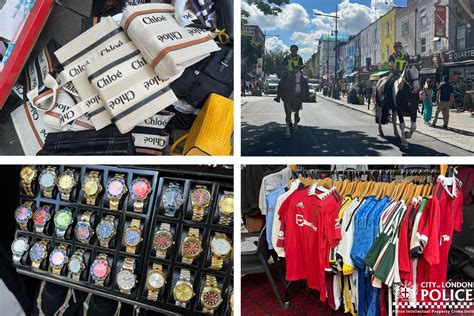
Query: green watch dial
54 209 73 228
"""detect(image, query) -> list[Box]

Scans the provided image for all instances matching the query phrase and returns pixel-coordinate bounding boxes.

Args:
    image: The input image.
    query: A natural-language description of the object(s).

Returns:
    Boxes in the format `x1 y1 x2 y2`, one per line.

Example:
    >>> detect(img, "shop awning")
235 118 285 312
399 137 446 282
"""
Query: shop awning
420 68 437 74
343 71 359 78
369 70 389 81
443 60 474 66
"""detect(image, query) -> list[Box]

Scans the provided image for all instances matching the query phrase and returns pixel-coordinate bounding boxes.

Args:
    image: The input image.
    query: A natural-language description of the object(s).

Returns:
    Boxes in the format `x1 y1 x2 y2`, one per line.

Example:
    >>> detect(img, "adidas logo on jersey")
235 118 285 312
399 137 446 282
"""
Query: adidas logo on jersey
296 202 304 208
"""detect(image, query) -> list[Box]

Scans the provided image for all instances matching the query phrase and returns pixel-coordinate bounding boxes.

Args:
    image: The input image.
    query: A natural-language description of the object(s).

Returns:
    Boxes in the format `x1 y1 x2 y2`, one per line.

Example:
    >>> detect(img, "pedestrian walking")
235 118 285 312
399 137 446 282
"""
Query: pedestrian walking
422 79 434 125
431 76 454 129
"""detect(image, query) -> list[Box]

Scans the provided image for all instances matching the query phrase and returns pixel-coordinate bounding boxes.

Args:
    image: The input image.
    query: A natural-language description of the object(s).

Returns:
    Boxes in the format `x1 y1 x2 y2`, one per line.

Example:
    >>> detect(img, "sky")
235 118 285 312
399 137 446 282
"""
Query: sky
242 0 408 60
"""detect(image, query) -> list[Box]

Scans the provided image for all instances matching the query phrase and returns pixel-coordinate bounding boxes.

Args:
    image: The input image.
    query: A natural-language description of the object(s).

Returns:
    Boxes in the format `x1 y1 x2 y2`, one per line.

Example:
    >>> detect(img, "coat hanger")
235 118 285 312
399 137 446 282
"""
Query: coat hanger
318 177 333 190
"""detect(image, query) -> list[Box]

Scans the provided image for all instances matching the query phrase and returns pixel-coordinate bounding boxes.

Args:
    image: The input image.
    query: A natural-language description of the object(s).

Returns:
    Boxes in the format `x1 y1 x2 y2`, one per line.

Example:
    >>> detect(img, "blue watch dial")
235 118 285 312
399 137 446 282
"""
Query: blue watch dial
30 243 46 261
97 222 114 239
125 229 140 246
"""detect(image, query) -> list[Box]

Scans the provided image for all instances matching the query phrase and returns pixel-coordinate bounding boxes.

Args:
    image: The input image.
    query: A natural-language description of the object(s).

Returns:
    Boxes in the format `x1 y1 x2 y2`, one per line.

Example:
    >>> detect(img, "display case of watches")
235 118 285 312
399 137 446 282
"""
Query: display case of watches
12 165 233 316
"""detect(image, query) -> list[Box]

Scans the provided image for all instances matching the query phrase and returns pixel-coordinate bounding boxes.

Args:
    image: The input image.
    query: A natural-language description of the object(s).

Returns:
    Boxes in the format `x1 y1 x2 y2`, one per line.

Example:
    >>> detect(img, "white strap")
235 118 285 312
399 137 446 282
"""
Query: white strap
136 112 175 129
133 131 169 150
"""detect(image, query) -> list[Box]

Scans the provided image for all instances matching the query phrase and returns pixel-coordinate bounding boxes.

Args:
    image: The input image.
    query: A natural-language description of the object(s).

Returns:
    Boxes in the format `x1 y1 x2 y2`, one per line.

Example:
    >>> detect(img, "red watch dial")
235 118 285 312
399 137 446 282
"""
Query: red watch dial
131 179 151 200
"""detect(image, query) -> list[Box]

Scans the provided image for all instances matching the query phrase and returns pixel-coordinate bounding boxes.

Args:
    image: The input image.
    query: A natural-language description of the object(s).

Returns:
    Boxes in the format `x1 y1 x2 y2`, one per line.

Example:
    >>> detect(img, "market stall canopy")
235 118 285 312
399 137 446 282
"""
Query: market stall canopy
420 68 438 74
370 70 389 81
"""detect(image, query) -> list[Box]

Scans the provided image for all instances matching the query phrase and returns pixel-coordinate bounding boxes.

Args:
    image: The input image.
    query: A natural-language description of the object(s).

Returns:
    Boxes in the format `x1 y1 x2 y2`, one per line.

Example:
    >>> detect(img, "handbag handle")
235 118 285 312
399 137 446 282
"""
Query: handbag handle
169 133 189 156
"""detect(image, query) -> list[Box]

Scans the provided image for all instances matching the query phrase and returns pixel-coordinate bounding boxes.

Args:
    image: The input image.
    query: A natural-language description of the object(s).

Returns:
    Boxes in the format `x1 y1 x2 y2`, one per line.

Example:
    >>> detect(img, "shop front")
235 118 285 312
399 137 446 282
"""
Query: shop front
443 48 474 110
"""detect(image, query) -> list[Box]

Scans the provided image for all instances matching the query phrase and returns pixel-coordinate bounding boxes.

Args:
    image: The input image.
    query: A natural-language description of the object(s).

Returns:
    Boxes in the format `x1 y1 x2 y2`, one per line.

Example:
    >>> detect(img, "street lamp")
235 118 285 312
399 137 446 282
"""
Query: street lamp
314 8 340 98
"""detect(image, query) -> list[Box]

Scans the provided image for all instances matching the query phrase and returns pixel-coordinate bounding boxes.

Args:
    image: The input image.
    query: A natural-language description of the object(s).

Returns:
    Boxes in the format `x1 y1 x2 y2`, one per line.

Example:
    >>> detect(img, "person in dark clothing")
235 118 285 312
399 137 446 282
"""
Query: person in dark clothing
274 44 304 103
431 76 454 128
384 42 409 106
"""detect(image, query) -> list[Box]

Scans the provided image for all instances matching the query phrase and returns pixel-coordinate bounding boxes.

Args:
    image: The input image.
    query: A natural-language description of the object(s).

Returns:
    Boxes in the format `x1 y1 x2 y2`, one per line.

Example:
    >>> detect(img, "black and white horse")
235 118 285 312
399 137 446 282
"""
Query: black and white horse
280 70 309 139
375 60 421 149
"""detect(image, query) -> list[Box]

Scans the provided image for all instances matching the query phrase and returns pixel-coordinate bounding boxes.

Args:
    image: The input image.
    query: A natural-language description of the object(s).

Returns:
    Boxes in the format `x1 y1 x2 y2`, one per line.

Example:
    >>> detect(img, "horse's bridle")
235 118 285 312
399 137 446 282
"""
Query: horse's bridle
400 64 418 92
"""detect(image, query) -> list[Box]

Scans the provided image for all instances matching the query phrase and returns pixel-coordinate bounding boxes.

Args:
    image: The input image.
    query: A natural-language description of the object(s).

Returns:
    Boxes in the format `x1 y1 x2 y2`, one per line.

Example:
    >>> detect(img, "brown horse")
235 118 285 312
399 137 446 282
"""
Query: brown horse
375 60 421 149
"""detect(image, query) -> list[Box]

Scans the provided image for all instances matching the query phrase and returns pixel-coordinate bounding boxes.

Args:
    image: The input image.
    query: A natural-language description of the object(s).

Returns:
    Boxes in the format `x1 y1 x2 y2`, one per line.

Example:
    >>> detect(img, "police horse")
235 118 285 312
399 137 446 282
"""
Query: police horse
375 59 421 149
280 69 309 139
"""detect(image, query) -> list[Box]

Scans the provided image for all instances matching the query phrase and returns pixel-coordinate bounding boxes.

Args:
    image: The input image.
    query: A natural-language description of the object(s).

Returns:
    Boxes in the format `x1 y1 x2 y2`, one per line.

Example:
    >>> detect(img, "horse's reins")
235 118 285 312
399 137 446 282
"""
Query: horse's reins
399 65 416 91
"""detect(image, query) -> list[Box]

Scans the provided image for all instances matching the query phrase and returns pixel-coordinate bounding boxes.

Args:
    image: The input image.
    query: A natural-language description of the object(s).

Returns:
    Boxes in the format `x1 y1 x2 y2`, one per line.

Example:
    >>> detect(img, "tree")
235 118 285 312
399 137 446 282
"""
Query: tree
242 33 263 74
263 50 287 76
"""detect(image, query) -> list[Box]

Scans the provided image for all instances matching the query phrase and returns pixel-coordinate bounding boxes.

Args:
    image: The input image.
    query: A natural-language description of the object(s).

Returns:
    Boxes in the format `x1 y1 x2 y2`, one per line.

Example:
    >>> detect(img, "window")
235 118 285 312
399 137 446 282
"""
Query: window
386 45 390 62
457 25 466 50
421 37 426 53
386 21 390 36
420 8 427 27
402 21 409 35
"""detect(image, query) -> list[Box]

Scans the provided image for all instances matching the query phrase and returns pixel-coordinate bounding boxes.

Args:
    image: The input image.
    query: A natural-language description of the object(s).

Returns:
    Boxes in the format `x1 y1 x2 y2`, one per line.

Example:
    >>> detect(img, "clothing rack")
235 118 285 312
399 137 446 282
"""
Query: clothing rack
292 167 441 180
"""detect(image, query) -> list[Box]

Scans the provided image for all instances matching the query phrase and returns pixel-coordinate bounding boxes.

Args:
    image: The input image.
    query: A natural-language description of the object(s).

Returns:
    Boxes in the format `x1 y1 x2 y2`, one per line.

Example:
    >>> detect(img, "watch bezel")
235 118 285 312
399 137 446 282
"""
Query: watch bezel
15 204 32 223
173 280 194 303
124 227 142 247
191 187 211 207
54 208 73 229
146 270 166 290
38 169 57 191
90 258 110 281
106 177 127 198
218 194 234 216
153 230 173 251
83 177 102 196
68 256 85 274
211 236 232 257
130 178 151 200
29 242 47 262
33 206 51 226
200 286 223 310
116 269 137 290
162 184 184 209
96 220 116 240
74 222 93 242
20 166 36 182
49 248 67 268
57 171 76 193
11 237 29 255
181 236 202 259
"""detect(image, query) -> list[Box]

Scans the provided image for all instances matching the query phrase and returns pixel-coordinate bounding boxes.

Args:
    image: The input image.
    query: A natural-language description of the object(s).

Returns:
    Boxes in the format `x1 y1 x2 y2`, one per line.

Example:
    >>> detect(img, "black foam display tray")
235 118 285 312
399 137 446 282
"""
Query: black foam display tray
14 165 233 316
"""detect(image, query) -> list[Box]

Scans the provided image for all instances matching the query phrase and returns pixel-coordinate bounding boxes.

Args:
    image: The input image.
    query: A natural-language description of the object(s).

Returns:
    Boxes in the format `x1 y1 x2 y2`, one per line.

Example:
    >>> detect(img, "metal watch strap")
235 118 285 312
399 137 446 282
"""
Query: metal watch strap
191 207 205 222
82 211 92 223
202 275 219 314
18 201 33 231
182 228 200 264
156 223 171 259
95 254 108 286
23 179 34 196
175 269 192 307
147 263 163 301
51 244 67 275
85 171 101 205
71 249 85 280
121 257 136 294
126 219 141 254
218 214 232 225
99 215 115 248
133 200 144 213
211 233 229 270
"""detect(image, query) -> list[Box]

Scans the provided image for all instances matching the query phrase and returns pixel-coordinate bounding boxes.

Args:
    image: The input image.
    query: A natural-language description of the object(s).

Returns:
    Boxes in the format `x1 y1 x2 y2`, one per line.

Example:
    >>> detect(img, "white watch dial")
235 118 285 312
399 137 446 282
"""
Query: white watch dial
117 270 136 290
68 257 82 273
212 237 231 256
148 271 165 289
12 238 27 253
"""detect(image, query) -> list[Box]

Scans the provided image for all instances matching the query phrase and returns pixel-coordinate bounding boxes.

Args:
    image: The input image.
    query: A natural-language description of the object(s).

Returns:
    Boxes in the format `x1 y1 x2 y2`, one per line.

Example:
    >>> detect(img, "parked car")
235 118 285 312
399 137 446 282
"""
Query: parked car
263 76 280 95
308 79 320 102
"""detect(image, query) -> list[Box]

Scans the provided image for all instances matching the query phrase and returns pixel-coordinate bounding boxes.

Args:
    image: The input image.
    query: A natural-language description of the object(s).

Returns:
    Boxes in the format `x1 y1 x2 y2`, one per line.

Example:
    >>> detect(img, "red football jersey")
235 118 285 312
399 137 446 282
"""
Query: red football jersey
278 186 342 302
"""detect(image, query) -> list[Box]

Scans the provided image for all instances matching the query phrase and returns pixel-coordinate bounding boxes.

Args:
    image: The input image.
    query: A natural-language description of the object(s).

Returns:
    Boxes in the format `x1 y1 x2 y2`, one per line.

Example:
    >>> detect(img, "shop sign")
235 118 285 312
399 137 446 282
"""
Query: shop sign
434 5 447 38
444 48 474 63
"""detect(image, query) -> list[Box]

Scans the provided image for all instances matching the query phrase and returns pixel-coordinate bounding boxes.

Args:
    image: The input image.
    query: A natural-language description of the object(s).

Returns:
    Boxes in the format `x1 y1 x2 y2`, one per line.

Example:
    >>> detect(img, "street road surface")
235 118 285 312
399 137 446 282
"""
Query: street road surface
241 95 470 156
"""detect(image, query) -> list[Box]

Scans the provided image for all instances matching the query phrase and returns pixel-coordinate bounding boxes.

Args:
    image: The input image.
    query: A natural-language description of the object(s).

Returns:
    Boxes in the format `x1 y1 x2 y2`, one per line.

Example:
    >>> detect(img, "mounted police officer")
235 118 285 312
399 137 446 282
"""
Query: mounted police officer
274 44 304 103
384 41 409 106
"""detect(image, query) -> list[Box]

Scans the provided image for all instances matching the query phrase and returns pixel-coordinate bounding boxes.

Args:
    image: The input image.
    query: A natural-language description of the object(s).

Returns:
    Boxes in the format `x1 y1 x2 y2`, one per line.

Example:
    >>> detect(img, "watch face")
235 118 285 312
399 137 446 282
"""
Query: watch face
30 242 47 261
91 258 109 280
49 248 67 266
106 178 126 198
97 221 115 240
117 270 137 290
54 209 72 228
175 282 193 302
20 167 35 181
39 171 55 189
219 194 234 214
130 178 151 200
153 231 172 250
11 238 28 254
83 179 99 195
211 237 231 256
68 257 82 274
33 207 50 226
183 237 201 258
125 228 141 246
202 288 221 308
192 188 211 206
74 223 92 242
15 204 32 223
58 174 74 190
162 185 184 208
147 271 165 289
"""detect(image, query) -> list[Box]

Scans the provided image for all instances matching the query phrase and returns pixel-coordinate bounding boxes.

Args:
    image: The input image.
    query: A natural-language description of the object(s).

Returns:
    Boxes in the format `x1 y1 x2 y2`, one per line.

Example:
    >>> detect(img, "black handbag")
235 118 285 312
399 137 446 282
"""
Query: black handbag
170 43 233 109
37 126 135 155
215 0 233 40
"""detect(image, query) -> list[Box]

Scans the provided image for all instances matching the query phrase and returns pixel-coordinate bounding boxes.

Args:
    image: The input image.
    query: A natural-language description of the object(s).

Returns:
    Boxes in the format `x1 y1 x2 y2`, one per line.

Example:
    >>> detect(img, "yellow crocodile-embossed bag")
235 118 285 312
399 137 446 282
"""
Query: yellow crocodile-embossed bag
170 94 233 156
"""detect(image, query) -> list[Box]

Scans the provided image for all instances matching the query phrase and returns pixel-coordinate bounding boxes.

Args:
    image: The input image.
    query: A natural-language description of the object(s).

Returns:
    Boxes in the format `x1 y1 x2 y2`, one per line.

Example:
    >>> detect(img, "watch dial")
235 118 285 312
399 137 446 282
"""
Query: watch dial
58 174 73 189
12 238 27 253
84 180 99 195
192 188 210 205
15 205 31 222
21 167 34 181
39 172 55 188
50 249 66 266
33 208 49 225
91 259 109 279
55 210 72 228
203 289 220 307
219 195 234 213
183 239 201 257
117 270 136 290
162 186 184 208
125 229 141 246
68 257 82 273
154 231 172 250
175 283 193 301
30 243 46 261
131 178 151 200
107 178 124 197
148 272 165 289
212 238 231 256
97 221 114 239
74 223 91 241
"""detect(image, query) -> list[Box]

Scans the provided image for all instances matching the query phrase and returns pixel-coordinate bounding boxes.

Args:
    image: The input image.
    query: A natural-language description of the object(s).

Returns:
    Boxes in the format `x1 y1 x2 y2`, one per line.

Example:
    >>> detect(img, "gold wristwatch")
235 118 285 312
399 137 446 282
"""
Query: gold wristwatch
153 223 173 259
57 169 77 201
106 174 128 211
146 263 166 301
116 257 137 294
29 240 49 269
15 201 34 231
68 249 85 281
200 275 223 314
38 166 57 198
20 166 37 196
181 228 202 264
190 185 211 222
173 269 194 307
218 192 234 225
210 233 232 270
124 219 142 254
83 171 103 205
49 244 68 275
